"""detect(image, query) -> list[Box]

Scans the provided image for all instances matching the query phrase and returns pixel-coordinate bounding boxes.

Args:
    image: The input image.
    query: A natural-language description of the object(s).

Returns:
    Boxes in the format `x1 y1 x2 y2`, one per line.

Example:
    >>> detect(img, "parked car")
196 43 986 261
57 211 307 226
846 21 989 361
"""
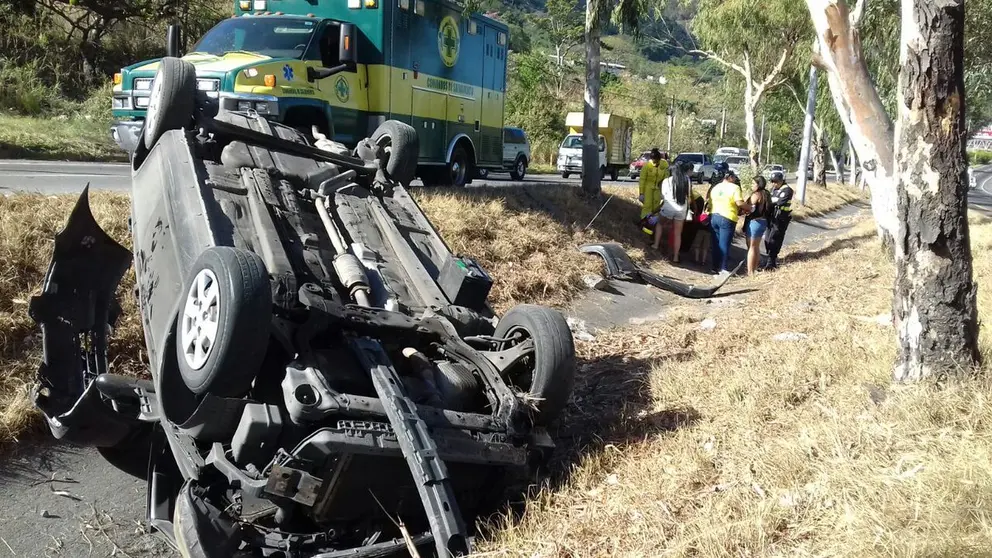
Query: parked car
31 57 575 558
479 127 531 180
725 155 749 175
628 150 654 180
673 152 716 183
763 164 786 182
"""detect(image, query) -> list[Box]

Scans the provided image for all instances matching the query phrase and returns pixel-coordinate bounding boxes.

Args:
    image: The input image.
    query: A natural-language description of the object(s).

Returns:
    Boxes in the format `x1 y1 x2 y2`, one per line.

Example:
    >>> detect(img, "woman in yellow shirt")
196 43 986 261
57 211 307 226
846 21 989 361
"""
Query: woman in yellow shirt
708 169 750 274
638 148 669 236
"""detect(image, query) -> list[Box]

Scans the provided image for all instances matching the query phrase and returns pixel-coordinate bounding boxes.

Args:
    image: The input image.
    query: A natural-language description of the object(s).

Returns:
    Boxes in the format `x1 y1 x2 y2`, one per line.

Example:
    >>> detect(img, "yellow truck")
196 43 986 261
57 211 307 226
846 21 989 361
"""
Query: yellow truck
556 112 634 181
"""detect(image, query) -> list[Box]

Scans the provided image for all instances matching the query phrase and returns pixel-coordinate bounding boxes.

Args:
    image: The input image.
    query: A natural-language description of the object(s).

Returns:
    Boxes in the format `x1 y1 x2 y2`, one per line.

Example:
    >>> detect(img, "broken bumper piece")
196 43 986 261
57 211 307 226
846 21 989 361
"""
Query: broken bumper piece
29 187 137 446
579 242 742 299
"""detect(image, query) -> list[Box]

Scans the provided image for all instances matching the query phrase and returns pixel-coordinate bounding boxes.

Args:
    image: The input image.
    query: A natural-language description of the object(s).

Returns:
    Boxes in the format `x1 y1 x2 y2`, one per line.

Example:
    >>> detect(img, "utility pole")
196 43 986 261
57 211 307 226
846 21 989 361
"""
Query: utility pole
720 107 726 143
666 96 675 153
758 113 766 166
796 65 818 205
767 134 773 164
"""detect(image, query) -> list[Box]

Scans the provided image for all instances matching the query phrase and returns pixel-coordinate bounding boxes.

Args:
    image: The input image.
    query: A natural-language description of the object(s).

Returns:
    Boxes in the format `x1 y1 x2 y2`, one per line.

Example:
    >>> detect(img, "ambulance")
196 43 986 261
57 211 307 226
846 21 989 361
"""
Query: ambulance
110 0 509 187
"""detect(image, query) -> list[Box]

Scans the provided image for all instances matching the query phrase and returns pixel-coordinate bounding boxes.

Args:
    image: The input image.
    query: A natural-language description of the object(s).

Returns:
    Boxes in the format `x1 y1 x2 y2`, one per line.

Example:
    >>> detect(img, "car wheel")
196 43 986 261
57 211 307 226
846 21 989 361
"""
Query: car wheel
143 57 196 150
510 157 527 181
445 145 471 187
561 172 570 179
494 304 576 426
600 166 607 179
609 167 619 181
369 120 419 186
176 247 271 397
477 168 489 179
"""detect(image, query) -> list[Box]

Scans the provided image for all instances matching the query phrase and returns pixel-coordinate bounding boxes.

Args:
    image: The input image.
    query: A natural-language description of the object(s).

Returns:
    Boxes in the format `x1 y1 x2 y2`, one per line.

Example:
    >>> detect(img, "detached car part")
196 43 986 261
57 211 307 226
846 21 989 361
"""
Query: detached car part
580 242 742 299
32 57 576 558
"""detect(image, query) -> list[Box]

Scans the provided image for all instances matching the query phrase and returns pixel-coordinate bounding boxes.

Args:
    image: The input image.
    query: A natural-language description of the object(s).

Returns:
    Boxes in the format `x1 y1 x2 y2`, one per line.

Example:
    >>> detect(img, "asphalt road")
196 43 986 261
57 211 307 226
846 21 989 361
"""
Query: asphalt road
0 159 809 194
0 159 613 193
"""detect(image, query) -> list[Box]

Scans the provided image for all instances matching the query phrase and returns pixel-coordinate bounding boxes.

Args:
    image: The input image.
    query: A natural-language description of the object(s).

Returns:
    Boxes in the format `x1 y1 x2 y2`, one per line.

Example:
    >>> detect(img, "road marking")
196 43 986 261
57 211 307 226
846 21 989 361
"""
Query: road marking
980 167 992 197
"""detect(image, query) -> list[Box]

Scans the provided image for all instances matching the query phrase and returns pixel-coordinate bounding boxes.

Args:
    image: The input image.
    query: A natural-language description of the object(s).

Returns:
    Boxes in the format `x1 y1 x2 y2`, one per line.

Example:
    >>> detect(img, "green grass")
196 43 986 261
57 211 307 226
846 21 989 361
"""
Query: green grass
0 113 125 162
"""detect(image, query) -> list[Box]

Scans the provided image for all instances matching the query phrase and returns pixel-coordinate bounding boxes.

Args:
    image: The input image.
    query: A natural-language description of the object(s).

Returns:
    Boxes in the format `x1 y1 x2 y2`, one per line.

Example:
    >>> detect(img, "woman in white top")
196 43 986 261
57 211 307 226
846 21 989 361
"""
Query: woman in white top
655 161 693 262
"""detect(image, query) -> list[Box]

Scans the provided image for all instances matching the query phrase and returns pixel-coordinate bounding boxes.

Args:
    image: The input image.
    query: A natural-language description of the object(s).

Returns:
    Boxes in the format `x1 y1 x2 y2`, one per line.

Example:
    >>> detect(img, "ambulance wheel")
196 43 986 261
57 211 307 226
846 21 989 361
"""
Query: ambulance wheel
609 167 619 181
447 145 471 187
370 120 419 186
561 172 570 179
144 57 196 150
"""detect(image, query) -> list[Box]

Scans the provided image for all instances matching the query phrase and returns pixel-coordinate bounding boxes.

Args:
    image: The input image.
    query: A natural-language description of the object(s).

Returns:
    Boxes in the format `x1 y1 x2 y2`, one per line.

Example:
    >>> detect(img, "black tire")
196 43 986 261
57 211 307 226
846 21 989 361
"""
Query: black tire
600 166 607 179
369 120 419 186
494 305 576 426
609 167 619 181
143 57 196 150
477 168 489 179
447 144 471 187
175 247 271 397
561 172 570 179
509 156 527 181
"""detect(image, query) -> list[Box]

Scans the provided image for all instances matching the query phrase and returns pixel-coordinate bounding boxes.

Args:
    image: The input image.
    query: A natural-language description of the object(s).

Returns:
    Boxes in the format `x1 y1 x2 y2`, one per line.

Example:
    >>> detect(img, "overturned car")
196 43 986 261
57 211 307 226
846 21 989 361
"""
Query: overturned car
31 58 575 558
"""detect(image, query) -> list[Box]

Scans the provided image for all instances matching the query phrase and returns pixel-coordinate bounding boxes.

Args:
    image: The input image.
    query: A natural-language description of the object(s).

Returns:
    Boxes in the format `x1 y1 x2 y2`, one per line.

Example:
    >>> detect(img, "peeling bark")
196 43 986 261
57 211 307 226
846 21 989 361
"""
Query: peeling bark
806 0 897 244
892 0 979 381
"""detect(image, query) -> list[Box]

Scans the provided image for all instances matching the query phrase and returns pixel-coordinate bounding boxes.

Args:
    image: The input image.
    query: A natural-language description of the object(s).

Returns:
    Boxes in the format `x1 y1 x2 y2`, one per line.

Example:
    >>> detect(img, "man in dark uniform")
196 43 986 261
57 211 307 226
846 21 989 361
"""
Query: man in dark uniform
763 172 793 269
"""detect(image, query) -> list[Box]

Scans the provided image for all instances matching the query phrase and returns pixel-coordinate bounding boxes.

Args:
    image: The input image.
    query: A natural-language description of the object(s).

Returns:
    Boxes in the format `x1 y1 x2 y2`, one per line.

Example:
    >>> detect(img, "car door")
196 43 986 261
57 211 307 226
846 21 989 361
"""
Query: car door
502 128 514 164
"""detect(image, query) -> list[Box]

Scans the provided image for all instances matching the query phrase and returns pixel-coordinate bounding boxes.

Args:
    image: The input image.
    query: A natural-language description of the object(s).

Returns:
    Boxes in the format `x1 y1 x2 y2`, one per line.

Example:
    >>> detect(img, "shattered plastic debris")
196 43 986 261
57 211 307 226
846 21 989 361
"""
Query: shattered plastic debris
772 332 809 342
566 317 596 342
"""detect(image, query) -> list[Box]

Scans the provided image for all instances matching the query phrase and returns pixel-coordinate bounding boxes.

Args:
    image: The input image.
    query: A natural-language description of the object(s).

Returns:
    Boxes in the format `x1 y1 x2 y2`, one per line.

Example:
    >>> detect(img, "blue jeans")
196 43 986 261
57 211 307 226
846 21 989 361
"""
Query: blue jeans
710 213 736 272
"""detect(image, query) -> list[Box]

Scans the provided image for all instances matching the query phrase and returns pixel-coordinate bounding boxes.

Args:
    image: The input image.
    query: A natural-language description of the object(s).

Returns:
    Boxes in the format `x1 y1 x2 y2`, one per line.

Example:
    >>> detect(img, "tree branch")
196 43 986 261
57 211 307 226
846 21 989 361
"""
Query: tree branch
753 46 792 99
850 0 866 28
688 48 747 78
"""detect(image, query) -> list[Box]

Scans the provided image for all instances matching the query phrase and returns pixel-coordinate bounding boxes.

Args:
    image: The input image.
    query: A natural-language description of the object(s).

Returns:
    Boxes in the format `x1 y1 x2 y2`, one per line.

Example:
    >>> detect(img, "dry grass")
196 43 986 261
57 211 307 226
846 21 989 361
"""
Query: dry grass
416 184 650 312
0 183 864 446
791 182 866 219
0 192 141 445
479 218 992 557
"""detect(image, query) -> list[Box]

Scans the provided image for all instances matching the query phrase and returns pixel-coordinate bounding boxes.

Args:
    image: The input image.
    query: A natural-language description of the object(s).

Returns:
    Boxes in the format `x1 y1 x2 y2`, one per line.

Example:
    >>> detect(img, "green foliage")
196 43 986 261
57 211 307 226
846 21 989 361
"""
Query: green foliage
691 0 812 73
504 52 566 163
0 60 64 115
735 164 756 188
969 151 992 165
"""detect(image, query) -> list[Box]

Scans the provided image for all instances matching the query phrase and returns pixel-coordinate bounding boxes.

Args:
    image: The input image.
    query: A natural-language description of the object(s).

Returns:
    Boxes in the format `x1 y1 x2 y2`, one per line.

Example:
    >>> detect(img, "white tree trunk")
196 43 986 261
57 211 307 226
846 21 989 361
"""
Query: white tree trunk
892 0 979 381
582 1 602 196
743 87 759 169
831 144 844 185
806 0 898 245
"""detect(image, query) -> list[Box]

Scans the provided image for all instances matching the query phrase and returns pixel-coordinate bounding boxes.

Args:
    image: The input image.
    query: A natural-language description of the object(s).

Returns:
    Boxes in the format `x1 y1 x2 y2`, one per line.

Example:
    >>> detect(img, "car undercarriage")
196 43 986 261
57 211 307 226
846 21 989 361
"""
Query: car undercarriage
30 57 575 558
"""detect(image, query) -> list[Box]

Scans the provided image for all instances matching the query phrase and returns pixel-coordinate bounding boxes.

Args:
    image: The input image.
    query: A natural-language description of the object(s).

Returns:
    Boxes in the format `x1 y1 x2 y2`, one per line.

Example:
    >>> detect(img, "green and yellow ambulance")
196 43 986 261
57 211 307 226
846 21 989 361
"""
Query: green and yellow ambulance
111 0 509 186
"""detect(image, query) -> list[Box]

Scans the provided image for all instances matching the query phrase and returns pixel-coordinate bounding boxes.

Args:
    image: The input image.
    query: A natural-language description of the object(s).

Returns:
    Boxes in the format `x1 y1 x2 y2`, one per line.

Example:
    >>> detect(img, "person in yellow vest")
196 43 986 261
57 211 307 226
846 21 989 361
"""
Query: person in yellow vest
638 148 669 236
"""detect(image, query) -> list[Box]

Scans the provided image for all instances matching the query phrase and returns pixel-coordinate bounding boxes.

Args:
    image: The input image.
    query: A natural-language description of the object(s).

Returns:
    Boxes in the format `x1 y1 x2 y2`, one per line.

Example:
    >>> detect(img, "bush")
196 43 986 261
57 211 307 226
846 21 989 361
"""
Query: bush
969 150 992 165
0 60 65 116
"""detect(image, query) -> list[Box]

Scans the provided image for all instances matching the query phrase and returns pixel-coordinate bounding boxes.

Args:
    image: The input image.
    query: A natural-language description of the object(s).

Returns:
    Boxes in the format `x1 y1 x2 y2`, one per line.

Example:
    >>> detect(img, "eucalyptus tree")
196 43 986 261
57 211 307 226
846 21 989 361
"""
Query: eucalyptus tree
687 0 813 169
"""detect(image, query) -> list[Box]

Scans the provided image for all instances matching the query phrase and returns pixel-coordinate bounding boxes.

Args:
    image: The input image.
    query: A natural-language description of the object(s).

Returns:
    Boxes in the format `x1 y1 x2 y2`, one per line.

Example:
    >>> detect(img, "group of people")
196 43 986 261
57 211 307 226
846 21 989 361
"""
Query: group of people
637 148 794 276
